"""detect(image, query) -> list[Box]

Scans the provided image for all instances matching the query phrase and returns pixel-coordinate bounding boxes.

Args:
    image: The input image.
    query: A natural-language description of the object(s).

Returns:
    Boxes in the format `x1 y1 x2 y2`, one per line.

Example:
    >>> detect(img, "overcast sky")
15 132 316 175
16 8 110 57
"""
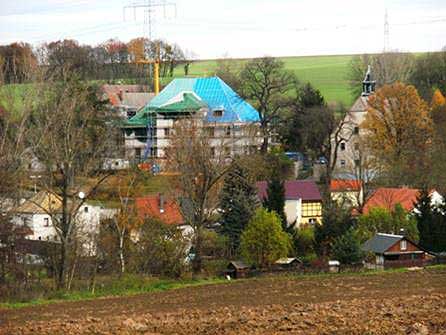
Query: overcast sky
1 0 446 59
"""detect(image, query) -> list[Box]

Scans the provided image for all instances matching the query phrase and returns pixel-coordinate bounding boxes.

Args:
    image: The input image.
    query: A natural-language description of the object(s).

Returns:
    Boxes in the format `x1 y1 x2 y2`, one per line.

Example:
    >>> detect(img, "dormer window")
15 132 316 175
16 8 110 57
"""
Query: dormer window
213 109 223 117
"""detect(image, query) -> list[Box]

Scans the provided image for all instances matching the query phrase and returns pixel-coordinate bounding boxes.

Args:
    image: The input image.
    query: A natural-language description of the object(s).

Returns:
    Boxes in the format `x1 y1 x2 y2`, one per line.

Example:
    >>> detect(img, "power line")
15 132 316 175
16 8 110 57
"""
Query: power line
384 9 390 52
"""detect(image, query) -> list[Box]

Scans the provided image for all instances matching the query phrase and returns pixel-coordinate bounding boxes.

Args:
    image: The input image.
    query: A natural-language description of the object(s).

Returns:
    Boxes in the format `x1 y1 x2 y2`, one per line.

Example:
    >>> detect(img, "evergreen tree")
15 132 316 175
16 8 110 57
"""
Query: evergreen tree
314 200 354 257
415 188 435 250
432 202 446 252
263 176 288 231
332 229 364 265
219 162 259 256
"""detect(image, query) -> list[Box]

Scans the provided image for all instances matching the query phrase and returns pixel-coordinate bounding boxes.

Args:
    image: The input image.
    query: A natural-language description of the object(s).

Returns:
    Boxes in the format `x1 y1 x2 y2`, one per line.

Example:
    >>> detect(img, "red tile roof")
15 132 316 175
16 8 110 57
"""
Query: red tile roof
330 180 362 192
135 194 184 225
362 188 420 214
102 85 147 107
257 180 322 202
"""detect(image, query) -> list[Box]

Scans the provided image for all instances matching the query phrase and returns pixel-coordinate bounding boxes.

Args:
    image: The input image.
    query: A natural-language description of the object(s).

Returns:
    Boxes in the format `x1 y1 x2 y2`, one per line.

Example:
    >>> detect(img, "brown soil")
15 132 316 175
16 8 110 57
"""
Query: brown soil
1 268 446 334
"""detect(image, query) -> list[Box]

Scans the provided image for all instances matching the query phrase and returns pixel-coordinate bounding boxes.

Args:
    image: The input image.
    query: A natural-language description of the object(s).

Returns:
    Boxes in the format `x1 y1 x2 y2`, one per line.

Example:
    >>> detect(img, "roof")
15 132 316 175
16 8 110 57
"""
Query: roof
135 194 184 226
102 85 150 108
362 188 420 214
15 191 62 214
361 233 404 254
228 261 250 270
350 96 369 113
130 77 260 124
257 180 322 201
275 257 302 265
121 92 154 109
330 179 362 192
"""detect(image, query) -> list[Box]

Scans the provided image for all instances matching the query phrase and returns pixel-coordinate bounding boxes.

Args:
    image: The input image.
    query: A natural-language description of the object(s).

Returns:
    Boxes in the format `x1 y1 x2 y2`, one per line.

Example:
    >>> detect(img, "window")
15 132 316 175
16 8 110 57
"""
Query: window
84 206 89 213
400 240 407 251
353 126 359 135
340 142 346 151
44 217 49 227
210 147 216 158
225 126 231 136
354 142 360 151
340 159 346 167
302 202 321 218
164 128 170 137
213 110 223 117
354 159 360 167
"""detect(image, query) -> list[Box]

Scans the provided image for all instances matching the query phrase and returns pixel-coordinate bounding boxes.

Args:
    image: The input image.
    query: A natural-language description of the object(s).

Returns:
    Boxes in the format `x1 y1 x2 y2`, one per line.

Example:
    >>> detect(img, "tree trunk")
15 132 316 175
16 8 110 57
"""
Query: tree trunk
56 242 66 289
192 228 202 275
260 135 269 154
119 234 125 274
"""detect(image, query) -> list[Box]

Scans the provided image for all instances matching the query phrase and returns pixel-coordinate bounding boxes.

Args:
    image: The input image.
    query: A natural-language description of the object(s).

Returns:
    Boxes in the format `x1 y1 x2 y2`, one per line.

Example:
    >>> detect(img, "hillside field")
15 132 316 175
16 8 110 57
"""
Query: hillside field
0 54 356 110
172 54 355 106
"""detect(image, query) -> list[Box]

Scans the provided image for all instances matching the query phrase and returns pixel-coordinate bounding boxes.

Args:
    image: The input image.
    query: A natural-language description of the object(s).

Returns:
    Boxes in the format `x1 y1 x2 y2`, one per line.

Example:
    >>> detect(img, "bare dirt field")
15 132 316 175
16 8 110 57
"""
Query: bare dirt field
1 268 446 334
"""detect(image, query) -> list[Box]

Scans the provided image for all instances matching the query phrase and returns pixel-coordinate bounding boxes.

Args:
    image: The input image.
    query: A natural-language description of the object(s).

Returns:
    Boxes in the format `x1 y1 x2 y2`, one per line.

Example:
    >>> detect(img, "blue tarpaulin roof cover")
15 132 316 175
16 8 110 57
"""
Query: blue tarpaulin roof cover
146 77 260 123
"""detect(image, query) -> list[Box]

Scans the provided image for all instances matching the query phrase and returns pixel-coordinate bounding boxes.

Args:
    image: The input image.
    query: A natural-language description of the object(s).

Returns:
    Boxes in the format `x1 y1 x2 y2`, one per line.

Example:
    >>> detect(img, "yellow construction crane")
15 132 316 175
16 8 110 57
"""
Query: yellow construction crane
137 42 160 95
138 58 160 95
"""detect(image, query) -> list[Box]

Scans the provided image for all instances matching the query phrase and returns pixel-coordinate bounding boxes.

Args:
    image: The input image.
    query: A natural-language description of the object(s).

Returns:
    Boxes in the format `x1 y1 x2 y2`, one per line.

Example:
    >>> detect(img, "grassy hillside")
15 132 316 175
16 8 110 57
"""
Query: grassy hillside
172 54 355 106
0 55 356 109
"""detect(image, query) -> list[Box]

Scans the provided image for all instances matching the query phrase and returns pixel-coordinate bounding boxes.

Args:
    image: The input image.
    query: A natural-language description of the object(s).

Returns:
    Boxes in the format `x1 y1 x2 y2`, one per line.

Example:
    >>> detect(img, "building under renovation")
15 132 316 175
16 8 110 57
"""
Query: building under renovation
122 77 261 163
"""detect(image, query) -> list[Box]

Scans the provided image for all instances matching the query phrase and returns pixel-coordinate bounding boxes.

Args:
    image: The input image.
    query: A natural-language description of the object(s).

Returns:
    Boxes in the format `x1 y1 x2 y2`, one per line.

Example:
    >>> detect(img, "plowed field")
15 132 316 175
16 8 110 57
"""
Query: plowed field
1 268 446 334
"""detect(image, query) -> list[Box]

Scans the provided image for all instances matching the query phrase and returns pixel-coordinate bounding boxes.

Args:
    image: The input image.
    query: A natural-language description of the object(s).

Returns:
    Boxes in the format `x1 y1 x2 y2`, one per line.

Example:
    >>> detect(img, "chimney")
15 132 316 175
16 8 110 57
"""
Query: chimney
159 194 165 213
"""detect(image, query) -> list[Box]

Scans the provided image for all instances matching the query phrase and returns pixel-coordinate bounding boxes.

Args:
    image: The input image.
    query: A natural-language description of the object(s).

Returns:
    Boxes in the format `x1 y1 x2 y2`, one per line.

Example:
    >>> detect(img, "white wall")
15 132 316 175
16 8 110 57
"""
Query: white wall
284 199 302 227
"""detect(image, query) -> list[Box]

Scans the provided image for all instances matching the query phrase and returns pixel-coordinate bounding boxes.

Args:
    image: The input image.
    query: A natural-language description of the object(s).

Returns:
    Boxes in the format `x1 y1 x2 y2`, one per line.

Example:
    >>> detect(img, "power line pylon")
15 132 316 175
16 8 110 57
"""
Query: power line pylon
123 0 176 94
384 9 390 53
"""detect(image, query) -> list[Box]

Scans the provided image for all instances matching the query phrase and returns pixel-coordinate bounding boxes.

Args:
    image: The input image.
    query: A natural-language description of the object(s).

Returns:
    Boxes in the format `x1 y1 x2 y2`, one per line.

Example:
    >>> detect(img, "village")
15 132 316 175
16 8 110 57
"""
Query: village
1 1 446 334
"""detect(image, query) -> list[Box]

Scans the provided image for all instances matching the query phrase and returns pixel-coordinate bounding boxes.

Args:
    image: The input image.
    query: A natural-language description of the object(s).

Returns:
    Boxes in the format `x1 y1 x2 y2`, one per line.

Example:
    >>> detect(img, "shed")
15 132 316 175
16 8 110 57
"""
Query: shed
274 257 302 269
225 261 251 279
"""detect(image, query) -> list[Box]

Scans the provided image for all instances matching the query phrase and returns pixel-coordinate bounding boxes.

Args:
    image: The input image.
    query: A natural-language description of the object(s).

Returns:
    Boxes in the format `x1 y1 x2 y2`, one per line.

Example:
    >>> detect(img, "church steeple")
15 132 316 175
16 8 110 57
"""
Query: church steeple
362 65 376 96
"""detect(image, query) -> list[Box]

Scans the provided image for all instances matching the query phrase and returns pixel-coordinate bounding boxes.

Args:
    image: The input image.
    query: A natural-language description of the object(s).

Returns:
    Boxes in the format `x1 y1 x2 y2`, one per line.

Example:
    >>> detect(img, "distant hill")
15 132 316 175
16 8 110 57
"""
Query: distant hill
171 54 355 106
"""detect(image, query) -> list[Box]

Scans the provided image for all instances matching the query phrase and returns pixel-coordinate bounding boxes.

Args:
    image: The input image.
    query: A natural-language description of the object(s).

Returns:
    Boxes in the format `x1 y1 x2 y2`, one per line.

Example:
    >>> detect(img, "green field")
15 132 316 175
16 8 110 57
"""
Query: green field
1 54 356 109
171 54 355 106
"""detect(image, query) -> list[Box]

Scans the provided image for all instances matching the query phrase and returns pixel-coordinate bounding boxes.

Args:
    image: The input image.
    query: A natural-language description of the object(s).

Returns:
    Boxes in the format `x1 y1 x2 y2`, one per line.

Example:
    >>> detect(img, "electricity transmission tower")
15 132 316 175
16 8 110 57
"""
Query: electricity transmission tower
123 0 176 94
123 0 176 42
384 9 390 52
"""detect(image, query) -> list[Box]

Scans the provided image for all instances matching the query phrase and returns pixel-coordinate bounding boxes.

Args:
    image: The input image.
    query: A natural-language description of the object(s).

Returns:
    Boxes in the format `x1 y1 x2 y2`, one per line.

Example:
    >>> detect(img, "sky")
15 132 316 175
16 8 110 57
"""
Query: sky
1 0 446 59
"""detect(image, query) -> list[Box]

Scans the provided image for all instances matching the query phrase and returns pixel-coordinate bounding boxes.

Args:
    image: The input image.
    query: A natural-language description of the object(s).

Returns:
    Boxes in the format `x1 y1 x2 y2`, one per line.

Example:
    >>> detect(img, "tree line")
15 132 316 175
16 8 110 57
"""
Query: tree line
0 38 190 85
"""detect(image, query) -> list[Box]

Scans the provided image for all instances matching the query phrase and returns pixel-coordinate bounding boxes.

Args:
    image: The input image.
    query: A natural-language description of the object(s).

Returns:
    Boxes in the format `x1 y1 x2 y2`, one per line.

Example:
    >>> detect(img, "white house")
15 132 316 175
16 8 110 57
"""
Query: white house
11 191 117 254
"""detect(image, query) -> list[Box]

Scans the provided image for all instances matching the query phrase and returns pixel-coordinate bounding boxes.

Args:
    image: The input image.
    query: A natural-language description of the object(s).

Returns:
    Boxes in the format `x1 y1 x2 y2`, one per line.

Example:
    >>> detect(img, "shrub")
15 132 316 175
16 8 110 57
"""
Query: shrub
240 208 291 268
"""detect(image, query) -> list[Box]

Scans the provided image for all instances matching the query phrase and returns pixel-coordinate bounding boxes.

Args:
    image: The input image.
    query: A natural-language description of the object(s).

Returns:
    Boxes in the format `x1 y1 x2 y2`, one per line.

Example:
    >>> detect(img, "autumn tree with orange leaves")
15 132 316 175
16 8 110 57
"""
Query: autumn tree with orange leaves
431 89 446 192
362 82 433 187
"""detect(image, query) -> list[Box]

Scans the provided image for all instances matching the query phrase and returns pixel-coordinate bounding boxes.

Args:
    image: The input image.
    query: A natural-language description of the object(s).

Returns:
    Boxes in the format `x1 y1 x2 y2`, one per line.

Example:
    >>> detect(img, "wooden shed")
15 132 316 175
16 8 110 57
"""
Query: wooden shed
274 257 302 270
225 261 251 279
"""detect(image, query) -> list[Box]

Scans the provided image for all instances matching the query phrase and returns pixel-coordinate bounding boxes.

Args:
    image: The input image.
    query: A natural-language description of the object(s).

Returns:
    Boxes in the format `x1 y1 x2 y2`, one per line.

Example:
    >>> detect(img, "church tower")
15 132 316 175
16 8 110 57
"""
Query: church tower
362 65 376 96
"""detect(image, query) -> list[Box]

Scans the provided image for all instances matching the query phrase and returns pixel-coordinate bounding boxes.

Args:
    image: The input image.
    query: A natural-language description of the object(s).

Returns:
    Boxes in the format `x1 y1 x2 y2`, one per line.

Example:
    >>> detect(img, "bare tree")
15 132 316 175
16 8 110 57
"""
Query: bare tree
349 52 415 97
108 169 148 274
26 73 114 289
239 57 298 153
166 119 232 274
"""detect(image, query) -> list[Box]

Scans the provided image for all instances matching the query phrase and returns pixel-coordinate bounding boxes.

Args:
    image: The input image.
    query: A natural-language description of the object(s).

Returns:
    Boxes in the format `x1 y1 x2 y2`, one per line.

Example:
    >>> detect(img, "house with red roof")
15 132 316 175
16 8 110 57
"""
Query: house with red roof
257 180 322 228
330 179 363 207
135 194 184 226
362 188 443 215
